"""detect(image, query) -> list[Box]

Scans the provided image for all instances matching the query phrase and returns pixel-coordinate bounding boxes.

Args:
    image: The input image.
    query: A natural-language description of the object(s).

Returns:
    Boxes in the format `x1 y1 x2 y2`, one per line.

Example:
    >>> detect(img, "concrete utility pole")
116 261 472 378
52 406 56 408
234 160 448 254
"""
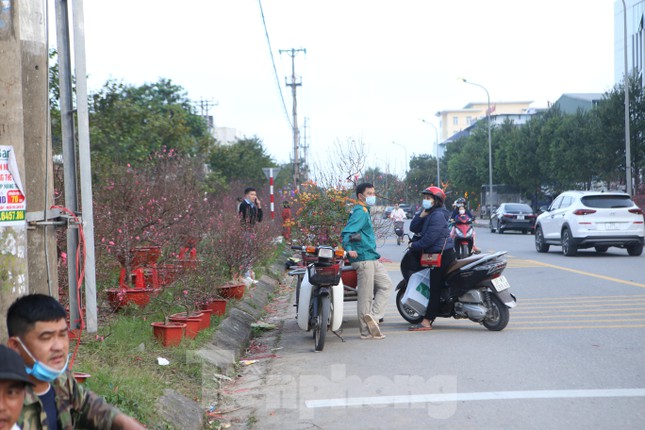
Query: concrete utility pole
0 0 56 342
279 48 306 191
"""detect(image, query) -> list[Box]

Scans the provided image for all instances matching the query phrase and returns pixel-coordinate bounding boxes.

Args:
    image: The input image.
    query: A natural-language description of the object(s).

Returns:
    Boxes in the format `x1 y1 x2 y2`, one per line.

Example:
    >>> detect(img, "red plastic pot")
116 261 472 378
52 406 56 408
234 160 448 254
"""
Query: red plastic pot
151 322 186 347
168 312 203 339
197 309 213 329
218 284 245 300
201 299 227 316
341 268 357 288
106 288 156 311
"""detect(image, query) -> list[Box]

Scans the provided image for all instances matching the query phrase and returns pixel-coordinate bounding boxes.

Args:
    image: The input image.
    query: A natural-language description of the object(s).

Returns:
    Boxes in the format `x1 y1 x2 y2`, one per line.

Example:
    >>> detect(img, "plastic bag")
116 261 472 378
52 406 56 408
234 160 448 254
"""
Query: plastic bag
401 268 431 315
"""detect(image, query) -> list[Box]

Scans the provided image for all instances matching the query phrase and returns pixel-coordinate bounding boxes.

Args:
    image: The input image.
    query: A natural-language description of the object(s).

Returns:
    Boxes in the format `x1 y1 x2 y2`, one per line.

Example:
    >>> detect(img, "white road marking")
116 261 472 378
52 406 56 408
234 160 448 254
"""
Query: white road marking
305 388 645 408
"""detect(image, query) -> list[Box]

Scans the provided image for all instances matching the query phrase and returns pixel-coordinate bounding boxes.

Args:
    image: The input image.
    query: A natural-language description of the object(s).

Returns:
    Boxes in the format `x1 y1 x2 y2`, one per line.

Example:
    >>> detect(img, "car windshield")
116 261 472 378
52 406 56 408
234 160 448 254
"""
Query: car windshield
581 195 634 209
505 204 532 213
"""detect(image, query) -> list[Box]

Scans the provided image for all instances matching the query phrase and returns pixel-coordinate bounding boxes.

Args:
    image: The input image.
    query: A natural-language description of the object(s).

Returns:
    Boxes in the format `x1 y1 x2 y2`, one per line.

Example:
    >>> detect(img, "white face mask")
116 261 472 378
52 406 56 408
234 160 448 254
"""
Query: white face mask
365 195 376 206
459 208 466 215
422 199 433 210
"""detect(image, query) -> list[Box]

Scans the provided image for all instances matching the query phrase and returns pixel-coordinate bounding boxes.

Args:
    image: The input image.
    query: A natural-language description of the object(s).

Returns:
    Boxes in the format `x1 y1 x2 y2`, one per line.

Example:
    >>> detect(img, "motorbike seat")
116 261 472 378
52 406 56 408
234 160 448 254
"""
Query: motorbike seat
446 254 486 275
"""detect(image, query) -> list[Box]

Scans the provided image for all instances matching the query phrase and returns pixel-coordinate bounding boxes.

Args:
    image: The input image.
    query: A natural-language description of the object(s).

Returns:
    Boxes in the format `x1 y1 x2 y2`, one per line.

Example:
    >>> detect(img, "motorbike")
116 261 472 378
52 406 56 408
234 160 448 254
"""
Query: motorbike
288 245 346 351
395 245 516 331
450 214 475 259
394 221 405 246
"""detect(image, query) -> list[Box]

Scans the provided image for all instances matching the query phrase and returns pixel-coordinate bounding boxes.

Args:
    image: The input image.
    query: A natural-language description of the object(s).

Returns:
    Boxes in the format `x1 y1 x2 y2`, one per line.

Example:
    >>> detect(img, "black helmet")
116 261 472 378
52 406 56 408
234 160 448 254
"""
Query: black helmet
456 197 466 206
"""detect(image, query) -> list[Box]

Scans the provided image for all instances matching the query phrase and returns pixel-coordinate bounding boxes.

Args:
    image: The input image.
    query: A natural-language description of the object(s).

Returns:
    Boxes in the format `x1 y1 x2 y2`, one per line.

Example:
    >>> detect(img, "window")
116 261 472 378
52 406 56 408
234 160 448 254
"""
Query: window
466 116 472 125
560 196 573 209
452 116 459 125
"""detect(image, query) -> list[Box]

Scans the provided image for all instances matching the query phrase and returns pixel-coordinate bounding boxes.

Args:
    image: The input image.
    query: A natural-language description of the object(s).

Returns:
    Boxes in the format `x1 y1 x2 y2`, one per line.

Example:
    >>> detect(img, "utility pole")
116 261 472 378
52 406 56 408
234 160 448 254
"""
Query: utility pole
0 0 56 341
302 117 310 181
195 98 218 137
279 48 306 191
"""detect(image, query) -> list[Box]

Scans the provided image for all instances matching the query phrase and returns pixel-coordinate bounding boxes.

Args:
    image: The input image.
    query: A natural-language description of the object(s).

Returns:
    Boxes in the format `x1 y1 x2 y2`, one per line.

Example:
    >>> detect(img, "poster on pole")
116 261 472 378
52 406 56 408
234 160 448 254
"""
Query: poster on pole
0 146 26 226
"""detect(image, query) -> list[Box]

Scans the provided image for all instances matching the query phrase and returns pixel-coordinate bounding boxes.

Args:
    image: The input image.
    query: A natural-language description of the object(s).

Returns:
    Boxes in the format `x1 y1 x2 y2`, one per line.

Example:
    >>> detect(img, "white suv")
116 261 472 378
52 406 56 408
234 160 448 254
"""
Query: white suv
534 191 644 256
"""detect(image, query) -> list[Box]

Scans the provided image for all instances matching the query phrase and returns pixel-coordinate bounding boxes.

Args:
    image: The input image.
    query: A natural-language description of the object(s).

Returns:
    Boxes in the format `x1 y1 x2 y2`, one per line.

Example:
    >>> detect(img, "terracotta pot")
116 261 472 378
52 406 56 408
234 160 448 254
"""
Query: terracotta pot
168 313 203 338
201 299 227 316
218 284 245 300
106 288 156 311
72 372 91 383
151 322 186 347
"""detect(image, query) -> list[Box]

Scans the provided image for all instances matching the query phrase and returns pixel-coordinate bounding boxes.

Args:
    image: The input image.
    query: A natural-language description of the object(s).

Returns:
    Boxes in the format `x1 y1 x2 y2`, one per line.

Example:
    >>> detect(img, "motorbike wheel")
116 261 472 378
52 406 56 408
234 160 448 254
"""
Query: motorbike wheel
460 243 469 259
314 295 331 351
395 282 424 324
482 293 510 331
397 236 402 246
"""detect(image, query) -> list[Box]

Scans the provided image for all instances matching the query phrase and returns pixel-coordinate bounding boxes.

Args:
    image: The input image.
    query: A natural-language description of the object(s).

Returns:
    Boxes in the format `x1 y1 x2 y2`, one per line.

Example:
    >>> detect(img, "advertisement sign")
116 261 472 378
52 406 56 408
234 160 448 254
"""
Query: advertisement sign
0 146 26 226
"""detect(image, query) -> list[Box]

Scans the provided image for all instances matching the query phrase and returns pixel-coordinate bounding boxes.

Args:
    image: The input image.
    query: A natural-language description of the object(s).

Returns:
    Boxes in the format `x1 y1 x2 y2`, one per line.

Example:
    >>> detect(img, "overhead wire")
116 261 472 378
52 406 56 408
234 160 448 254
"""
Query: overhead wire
257 0 293 130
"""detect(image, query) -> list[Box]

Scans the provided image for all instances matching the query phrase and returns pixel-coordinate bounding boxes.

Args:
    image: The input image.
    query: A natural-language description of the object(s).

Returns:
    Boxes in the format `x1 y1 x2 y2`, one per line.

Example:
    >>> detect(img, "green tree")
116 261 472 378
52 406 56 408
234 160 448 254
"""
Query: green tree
89 78 213 166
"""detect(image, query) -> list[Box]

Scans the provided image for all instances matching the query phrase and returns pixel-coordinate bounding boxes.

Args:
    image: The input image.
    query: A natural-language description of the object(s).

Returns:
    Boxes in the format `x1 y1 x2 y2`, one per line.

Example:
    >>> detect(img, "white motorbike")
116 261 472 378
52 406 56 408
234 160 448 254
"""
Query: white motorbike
288 245 345 351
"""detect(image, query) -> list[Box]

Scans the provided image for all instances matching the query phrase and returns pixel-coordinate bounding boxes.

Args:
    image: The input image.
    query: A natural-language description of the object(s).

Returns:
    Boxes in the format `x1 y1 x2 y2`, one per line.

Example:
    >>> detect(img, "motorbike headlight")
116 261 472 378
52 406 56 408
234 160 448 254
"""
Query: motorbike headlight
317 248 334 259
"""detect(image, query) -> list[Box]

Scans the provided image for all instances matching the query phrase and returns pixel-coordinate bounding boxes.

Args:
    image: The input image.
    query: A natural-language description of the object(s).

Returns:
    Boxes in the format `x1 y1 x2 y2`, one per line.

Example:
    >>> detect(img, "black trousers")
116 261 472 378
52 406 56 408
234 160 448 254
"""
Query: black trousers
424 248 456 320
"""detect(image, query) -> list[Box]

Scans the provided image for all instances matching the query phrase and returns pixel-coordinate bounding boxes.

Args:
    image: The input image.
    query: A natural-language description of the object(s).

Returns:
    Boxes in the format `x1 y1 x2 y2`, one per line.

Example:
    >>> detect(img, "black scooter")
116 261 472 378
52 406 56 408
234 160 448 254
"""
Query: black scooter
395 243 517 331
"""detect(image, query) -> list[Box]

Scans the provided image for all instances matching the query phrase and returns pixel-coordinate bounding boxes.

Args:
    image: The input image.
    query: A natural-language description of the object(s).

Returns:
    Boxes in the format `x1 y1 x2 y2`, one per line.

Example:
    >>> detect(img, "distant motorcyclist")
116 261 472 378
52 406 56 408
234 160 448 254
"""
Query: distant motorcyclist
450 197 480 254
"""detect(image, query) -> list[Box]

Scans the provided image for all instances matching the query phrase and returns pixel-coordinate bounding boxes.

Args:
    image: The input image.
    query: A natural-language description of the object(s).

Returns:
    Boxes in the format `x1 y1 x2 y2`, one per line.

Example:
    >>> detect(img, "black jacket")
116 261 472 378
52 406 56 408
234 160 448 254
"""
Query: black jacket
239 199 263 226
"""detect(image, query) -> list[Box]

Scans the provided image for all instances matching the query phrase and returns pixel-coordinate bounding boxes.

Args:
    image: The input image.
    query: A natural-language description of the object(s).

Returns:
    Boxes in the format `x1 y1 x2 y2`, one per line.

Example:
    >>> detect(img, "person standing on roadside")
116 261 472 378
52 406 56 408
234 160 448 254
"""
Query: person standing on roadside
0 344 34 430
341 183 392 340
281 200 293 241
238 187 263 227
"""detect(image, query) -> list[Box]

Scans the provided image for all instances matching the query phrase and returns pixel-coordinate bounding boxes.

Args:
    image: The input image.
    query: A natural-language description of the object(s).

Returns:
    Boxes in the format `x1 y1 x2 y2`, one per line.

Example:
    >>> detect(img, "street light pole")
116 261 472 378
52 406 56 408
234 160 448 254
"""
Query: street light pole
621 0 632 195
459 78 493 219
420 119 440 185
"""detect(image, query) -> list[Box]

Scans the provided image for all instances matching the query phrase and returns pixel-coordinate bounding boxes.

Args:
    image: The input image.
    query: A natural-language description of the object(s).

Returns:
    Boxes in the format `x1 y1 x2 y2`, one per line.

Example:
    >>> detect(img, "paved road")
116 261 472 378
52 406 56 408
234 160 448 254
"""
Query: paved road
229 221 645 430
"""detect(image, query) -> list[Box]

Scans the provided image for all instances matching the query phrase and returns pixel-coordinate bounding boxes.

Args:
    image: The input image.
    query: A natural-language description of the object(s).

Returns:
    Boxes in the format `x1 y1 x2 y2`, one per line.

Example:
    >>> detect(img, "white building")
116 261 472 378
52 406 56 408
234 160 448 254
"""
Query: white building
614 0 645 85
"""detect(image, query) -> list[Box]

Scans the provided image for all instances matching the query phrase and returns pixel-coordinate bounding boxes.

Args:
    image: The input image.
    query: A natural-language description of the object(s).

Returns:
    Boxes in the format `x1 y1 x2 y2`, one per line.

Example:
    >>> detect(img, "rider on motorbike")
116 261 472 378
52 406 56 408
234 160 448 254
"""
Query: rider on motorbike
450 197 481 254
406 186 456 331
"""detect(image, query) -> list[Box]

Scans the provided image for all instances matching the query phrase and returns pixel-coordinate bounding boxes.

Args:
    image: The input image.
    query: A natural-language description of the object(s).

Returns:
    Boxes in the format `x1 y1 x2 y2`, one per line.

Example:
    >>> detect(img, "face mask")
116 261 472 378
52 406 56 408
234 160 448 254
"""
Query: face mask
422 199 433 210
459 209 466 215
365 195 376 206
17 338 69 383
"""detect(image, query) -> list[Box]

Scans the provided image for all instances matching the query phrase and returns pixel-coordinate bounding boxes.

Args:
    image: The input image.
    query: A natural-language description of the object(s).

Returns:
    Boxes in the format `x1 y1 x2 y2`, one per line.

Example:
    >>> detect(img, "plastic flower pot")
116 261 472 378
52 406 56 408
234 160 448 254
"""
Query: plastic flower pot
151 322 186 347
218 284 245 300
106 288 156 311
201 299 227 316
168 313 203 339
197 309 213 329
72 372 91 383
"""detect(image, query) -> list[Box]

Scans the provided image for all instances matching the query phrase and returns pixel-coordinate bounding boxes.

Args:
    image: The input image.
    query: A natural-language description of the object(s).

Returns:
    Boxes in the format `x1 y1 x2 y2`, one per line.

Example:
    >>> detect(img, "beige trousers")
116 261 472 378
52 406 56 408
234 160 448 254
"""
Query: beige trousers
351 260 393 336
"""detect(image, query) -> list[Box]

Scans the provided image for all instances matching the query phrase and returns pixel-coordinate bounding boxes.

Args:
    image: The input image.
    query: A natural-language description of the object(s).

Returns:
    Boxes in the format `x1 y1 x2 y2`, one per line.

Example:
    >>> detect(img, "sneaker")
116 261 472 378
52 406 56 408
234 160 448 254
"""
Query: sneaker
363 314 383 338
360 333 386 340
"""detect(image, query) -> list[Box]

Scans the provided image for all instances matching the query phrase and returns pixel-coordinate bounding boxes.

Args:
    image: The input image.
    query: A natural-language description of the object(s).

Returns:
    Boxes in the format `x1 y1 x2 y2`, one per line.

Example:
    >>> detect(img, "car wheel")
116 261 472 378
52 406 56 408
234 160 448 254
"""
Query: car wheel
594 246 608 254
561 228 577 256
535 226 549 253
627 242 643 256
497 220 504 234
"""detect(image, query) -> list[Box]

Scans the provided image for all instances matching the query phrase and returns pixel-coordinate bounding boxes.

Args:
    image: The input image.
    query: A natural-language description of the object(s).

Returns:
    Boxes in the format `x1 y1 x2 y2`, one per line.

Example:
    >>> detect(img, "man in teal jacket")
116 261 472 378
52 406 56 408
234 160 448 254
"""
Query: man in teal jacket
342 183 392 339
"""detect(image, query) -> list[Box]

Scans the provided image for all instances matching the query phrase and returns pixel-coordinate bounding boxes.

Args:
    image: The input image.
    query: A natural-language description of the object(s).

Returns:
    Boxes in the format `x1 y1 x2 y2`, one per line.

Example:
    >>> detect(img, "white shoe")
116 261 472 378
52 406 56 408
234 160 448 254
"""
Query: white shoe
363 314 383 338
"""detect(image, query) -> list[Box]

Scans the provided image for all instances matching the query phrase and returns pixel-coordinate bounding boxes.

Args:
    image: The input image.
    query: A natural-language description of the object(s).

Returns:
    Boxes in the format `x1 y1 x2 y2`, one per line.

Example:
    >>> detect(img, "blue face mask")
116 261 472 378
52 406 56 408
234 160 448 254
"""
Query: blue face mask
365 195 376 206
17 338 70 383
422 199 433 210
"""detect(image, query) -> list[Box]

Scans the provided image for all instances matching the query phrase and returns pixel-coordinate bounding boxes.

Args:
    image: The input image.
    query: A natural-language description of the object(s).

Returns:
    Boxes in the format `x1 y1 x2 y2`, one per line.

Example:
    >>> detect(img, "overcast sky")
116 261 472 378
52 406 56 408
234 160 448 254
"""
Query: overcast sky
60 0 616 178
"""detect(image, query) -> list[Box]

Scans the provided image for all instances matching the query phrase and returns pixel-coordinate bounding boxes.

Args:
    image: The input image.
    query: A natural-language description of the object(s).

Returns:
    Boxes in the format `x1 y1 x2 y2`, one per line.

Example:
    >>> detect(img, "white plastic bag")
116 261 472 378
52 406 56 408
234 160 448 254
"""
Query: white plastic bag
401 268 431 315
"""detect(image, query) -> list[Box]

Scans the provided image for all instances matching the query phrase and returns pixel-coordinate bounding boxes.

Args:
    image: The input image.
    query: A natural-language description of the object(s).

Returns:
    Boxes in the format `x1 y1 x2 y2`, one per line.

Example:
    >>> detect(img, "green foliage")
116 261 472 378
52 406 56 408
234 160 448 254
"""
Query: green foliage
206 137 278 192
89 78 213 166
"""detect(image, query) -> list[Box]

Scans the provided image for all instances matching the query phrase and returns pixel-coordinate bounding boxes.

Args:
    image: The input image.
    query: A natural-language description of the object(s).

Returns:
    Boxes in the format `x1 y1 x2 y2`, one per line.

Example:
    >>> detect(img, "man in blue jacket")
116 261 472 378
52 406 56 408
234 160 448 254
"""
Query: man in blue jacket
342 183 392 340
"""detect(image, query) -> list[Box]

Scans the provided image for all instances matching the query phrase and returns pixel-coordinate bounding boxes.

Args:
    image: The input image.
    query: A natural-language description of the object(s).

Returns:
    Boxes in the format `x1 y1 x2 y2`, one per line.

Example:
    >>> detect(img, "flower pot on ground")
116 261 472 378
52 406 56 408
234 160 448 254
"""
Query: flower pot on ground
197 309 213 329
151 322 186 347
201 298 227 316
106 288 156 311
218 283 245 300
168 313 203 339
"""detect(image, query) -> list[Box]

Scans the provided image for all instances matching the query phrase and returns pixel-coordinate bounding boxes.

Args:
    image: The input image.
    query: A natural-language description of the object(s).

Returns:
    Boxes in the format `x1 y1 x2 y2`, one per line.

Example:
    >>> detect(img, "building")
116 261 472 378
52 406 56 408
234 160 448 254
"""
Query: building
614 0 645 85
214 127 243 145
435 101 533 142
552 93 603 114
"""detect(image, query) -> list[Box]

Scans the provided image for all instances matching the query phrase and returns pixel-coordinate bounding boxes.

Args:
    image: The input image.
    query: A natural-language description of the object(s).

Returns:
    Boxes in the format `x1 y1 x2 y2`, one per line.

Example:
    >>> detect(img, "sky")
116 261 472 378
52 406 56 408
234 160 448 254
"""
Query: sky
53 0 617 179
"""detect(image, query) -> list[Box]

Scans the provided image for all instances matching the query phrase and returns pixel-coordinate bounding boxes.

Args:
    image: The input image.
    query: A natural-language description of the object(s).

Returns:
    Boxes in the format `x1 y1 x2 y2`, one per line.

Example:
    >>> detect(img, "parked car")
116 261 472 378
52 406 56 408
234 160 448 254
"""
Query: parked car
382 206 394 219
534 190 644 256
489 203 536 234
398 203 414 219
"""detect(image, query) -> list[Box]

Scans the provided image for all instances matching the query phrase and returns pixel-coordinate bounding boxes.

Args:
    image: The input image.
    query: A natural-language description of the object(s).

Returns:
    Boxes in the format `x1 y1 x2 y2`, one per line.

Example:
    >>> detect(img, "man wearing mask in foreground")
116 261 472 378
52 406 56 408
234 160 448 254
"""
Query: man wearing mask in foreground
342 183 392 340
6 294 145 429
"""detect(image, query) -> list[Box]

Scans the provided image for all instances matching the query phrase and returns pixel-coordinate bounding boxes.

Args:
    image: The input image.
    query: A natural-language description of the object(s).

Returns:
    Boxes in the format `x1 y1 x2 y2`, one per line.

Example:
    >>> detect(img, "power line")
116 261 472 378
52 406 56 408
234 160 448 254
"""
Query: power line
257 0 293 130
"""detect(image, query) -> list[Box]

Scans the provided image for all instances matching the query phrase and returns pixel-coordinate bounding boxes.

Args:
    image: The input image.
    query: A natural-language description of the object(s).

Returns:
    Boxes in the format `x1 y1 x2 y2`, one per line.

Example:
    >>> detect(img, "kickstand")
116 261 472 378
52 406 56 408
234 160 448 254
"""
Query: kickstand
332 329 345 342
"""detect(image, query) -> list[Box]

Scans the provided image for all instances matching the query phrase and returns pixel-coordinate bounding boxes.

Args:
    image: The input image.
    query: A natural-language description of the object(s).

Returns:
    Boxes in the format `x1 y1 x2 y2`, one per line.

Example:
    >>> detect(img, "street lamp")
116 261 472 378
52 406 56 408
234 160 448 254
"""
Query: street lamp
420 119 440 186
621 0 632 195
459 78 493 219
